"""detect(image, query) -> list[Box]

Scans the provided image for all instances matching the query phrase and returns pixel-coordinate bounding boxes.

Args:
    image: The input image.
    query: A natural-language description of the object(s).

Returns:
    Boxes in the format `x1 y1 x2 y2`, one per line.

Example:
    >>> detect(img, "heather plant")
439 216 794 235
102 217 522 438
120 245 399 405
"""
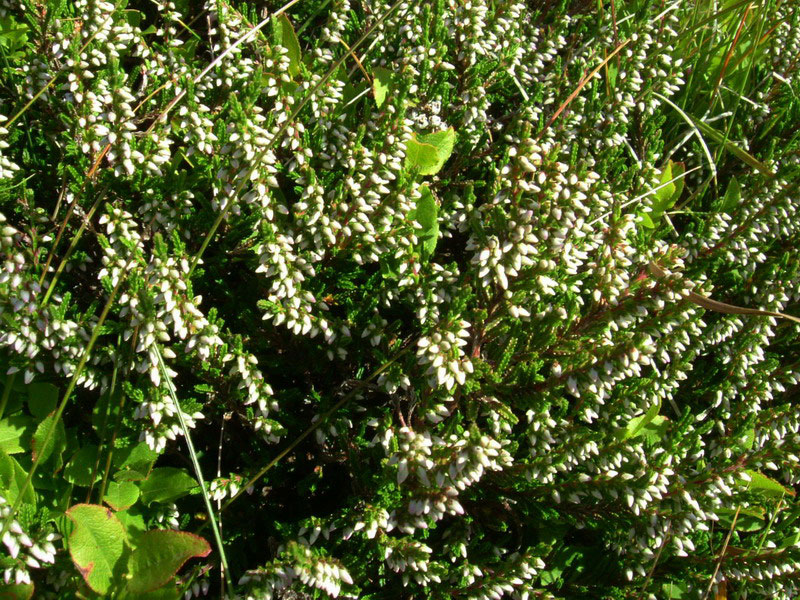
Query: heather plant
1 0 800 599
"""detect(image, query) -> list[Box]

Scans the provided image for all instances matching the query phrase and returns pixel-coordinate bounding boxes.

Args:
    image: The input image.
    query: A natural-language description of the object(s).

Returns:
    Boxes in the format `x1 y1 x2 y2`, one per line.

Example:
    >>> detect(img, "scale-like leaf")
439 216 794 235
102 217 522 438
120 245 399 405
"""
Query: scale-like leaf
127 530 211 593
66 504 127 595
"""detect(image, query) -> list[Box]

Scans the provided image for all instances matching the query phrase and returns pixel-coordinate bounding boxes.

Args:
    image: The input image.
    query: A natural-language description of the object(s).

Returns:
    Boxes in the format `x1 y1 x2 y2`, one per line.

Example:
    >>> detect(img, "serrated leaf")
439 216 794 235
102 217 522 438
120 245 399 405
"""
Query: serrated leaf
373 66 392 108
26 382 58 419
104 481 139 511
740 470 795 498
414 185 439 257
405 128 456 176
139 468 197 505
64 445 100 487
0 450 35 505
721 175 741 213
0 415 34 454
271 14 301 78
31 412 66 469
126 530 211 593
66 504 127 595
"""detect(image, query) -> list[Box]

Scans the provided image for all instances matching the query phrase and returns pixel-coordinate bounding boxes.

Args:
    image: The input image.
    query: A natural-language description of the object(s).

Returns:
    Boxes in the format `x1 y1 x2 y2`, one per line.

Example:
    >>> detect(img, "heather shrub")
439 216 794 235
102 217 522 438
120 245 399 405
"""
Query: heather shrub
1 0 800 598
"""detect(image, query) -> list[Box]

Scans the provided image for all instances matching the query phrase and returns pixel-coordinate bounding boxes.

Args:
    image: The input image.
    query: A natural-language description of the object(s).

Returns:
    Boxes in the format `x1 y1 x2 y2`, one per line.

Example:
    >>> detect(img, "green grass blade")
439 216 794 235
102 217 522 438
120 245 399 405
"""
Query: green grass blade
154 345 234 597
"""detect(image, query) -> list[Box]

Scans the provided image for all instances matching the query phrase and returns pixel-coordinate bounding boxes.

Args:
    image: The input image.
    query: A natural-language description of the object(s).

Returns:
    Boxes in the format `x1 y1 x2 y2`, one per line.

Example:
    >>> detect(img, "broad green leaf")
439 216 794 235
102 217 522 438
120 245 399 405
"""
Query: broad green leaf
114 441 159 472
104 481 140 511
373 66 393 108
721 175 741 213
405 128 456 176
124 9 144 28
66 504 127 595
414 185 439 257
0 415 34 454
740 427 755 450
0 15 28 52
126 530 211 593
718 506 765 532
379 255 401 280
638 415 669 445
92 389 121 434
114 469 148 482
139 468 197 505
271 14 301 78
640 161 684 228
27 382 58 419
623 401 661 440
740 470 795 498
404 138 440 175
0 582 34 600
116 508 147 538
662 582 688 598
0 450 36 505
30 413 66 468
64 445 100 487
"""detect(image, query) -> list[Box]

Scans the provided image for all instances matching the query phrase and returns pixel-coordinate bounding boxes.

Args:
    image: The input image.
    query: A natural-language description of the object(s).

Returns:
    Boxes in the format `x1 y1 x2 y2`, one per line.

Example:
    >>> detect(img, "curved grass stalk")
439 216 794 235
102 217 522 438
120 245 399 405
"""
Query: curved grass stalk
188 0 411 276
154 345 234 596
654 92 718 185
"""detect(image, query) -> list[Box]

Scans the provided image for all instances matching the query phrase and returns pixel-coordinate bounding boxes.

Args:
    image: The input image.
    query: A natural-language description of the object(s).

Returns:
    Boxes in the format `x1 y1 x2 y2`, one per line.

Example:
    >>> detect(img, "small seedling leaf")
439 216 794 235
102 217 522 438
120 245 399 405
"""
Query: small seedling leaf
271 14 301 78
414 185 439 257
721 175 741 213
373 66 393 108
104 480 140 511
405 128 456 176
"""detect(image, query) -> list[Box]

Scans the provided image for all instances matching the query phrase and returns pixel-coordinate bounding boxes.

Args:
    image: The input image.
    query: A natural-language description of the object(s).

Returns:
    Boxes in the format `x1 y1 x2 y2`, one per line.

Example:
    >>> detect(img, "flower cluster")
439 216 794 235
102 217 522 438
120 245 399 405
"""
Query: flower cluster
1 0 800 598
